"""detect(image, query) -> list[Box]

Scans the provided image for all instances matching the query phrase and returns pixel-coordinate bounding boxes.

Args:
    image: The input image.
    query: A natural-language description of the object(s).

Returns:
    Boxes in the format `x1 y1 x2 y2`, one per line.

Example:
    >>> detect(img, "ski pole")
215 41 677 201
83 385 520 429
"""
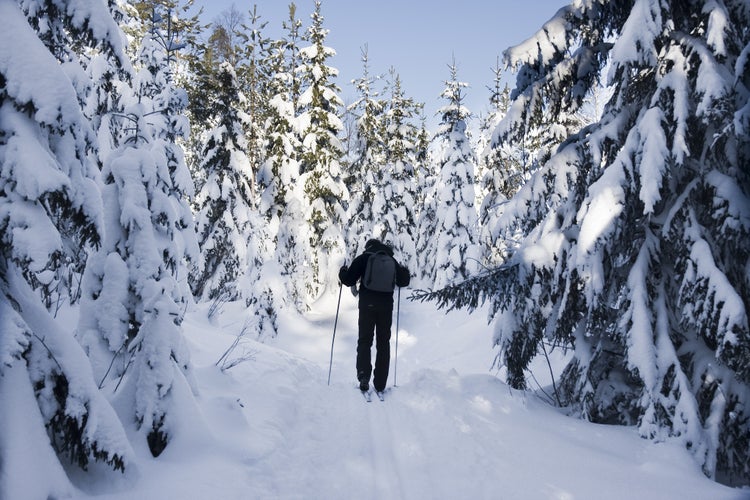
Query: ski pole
394 287 401 387
327 282 343 386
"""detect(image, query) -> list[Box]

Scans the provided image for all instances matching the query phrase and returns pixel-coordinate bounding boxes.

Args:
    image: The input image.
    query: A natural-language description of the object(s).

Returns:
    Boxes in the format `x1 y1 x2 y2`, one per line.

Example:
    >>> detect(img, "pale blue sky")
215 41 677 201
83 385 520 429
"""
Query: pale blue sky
192 0 569 125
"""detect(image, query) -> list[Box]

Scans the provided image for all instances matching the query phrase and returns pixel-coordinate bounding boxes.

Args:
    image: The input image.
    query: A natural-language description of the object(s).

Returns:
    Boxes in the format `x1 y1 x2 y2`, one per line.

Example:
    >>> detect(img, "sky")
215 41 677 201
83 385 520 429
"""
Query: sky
191 0 569 126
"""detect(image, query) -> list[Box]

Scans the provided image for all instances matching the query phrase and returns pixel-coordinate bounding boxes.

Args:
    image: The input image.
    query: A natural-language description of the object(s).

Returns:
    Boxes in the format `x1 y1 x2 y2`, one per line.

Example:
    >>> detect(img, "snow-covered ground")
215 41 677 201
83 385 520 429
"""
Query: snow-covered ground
71 289 744 500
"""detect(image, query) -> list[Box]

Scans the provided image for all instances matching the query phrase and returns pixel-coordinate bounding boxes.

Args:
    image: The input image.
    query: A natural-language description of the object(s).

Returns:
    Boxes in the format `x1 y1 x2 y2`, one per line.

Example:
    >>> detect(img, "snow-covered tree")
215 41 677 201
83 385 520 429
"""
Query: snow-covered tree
238 5 271 189
138 5 200 306
222 7 280 338
375 68 421 271
430 0 750 486
297 0 347 300
241 208 279 340
414 116 436 286
81 0 137 155
258 10 310 313
184 14 243 187
345 47 386 256
422 61 481 290
133 1 206 193
77 7 199 458
259 31 299 225
477 61 515 211
189 62 254 301
281 2 304 108
476 61 526 266
0 0 134 492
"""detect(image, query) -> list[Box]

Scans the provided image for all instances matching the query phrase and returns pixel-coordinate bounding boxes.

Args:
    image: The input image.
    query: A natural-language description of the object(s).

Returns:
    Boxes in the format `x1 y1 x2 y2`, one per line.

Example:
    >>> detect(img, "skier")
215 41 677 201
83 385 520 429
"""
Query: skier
339 239 410 394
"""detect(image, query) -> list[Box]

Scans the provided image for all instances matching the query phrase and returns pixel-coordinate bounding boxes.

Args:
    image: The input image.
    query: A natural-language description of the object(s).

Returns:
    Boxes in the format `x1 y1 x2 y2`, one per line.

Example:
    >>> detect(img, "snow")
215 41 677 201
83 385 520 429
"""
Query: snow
2 263 135 500
504 5 570 70
636 106 668 214
0 0 83 129
610 0 661 69
37 292 745 500
686 238 746 347
576 155 626 255
707 170 750 232
1 363 74 500
623 236 658 392
704 1 728 56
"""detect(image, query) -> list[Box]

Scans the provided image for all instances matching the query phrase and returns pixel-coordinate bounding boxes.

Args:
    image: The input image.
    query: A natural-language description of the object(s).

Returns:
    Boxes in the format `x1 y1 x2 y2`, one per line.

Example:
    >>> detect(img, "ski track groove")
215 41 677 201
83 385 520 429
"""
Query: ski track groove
366 393 406 500
378 395 408 499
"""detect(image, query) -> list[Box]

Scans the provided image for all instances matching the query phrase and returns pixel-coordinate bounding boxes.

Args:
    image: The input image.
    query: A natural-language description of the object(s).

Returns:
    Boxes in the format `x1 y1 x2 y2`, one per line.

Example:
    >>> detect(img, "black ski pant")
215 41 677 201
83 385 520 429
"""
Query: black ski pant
356 304 393 392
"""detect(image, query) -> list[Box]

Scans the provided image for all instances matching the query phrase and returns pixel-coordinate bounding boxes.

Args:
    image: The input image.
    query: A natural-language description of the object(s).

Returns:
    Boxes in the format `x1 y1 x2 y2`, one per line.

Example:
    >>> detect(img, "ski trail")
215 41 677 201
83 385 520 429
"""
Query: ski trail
366 399 406 499
169 300 742 500
380 389 438 499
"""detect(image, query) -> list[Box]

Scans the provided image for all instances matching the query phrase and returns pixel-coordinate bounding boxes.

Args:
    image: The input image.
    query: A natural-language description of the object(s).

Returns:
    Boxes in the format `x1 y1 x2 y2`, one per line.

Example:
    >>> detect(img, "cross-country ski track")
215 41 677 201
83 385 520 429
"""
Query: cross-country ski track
86 291 743 500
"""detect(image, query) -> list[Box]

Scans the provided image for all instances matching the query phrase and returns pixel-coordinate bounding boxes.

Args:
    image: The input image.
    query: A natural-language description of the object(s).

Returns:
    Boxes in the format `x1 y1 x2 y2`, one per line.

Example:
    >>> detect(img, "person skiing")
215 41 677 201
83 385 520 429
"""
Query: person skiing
338 238 410 394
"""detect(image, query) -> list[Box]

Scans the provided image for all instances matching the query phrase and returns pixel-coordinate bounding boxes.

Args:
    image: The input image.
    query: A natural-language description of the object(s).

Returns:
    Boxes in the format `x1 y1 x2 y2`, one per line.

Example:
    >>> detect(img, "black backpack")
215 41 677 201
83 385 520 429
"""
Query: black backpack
363 251 396 292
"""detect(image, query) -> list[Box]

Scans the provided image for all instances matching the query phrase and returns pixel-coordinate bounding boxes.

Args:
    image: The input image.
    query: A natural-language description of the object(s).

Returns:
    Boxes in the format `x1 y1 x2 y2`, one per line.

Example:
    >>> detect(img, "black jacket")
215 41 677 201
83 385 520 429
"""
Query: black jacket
339 241 410 309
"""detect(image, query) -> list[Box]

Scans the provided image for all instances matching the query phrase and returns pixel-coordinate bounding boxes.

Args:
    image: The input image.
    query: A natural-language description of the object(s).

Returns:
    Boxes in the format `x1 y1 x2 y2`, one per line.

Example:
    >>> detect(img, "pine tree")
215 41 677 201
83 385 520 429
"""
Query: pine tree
414 115 436 287
297 0 347 300
238 5 271 193
189 62 254 302
258 4 310 313
241 209 280 340
134 1 205 193
184 11 243 189
0 0 134 489
77 5 199 458
377 68 421 270
138 5 200 306
228 7 280 338
209 5 245 67
432 0 750 485
423 60 481 290
282 2 304 107
345 46 386 256
81 0 136 156
477 60 514 209
259 21 299 224
477 61 525 266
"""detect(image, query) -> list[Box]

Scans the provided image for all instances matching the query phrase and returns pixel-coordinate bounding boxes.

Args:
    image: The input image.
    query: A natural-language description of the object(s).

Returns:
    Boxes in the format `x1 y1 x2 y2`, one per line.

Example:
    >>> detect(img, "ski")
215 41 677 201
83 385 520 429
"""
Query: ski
361 390 372 402
376 391 385 401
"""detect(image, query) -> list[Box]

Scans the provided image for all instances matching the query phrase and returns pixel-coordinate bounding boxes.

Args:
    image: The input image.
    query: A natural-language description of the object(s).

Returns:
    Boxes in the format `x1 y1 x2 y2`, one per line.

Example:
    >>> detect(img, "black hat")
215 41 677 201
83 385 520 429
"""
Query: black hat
365 238 380 250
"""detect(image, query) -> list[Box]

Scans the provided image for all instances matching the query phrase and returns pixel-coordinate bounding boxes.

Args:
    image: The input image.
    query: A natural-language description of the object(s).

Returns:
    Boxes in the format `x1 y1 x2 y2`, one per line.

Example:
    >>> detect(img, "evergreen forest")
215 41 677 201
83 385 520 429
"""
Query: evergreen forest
0 0 748 491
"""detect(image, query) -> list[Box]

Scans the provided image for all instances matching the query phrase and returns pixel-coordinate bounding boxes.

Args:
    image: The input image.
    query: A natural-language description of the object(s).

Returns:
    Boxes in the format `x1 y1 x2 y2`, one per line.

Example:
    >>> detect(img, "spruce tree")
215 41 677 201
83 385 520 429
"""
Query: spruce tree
189 62 254 301
431 0 750 485
378 68 421 271
282 2 304 107
477 61 525 266
0 0 134 490
184 16 242 189
230 7 280 338
297 0 347 300
241 208 280 340
346 47 386 256
77 5 198 458
423 61 481 290
477 60 514 209
414 116 436 286
238 5 271 191
258 5 310 313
